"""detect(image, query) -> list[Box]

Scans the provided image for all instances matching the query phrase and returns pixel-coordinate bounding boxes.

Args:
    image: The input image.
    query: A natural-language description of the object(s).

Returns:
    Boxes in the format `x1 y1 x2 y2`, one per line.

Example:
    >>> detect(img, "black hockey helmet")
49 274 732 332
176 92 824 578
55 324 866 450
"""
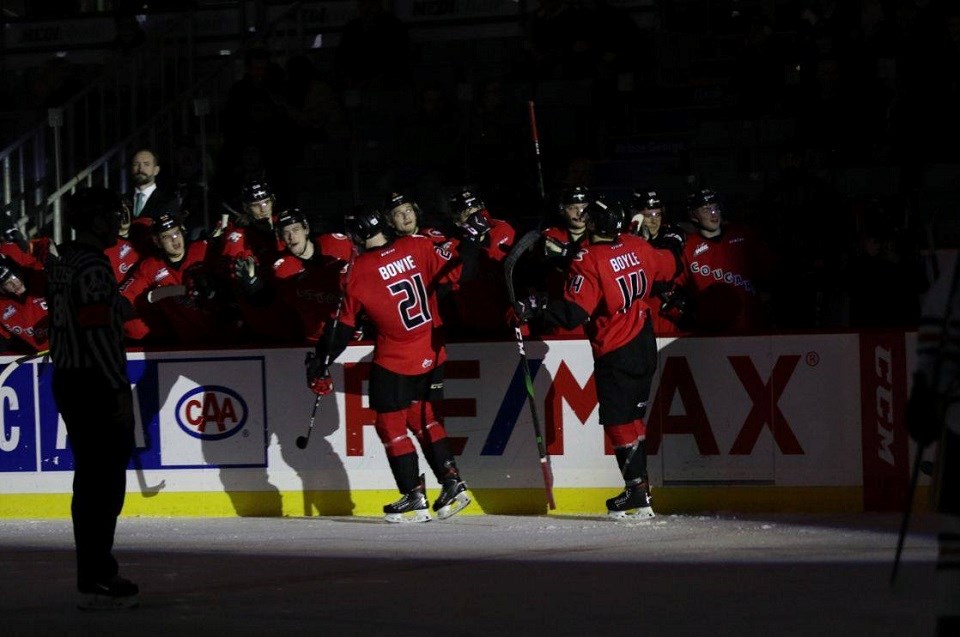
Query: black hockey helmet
559 186 590 208
631 188 663 212
449 188 484 219
65 187 123 231
384 191 419 214
241 180 273 204
344 205 386 242
152 212 183 235
686 187 720 212
276 208 308 230
583 199 624 237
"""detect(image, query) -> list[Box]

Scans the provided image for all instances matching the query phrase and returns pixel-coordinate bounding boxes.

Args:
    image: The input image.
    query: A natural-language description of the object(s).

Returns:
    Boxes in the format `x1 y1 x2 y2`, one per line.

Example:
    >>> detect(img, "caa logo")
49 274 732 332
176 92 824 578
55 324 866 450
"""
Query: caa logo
174 385 248 440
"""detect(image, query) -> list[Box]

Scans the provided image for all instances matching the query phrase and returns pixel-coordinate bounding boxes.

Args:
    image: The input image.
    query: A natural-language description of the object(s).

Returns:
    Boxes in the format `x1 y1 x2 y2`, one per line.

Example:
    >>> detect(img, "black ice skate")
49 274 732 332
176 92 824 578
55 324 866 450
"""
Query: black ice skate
384 477 432 523
433 477 471 520
77 575 140 610
606 481 654 519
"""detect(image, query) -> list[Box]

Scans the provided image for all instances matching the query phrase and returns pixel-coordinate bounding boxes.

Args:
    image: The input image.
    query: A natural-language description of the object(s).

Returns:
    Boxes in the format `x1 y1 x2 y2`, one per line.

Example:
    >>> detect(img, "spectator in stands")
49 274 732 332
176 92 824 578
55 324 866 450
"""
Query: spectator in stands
126 148 179 221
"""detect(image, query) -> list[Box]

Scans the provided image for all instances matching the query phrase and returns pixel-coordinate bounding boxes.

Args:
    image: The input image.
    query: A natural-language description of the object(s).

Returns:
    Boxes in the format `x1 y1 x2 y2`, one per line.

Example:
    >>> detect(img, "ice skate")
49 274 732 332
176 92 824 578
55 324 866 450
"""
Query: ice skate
433 477 471 520
77 575 139 610
606 481 654 519
384 482 432 523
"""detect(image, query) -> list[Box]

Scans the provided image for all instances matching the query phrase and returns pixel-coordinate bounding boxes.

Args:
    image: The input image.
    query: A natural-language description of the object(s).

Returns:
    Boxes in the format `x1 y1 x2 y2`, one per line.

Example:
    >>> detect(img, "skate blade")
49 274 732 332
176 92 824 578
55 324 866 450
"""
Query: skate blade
77 594 140 611
436 492 472 520
607 506 655 520
384 509 432 524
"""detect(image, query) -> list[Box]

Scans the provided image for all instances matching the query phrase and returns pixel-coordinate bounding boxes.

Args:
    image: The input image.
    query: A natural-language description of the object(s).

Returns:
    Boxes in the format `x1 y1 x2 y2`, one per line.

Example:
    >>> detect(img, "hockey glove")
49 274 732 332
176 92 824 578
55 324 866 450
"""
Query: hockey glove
543 236 570 259
184 264 217 302
511 293 549 325
906 372 943 447
305 352 333 396
233 256 264 295
457 211 491 243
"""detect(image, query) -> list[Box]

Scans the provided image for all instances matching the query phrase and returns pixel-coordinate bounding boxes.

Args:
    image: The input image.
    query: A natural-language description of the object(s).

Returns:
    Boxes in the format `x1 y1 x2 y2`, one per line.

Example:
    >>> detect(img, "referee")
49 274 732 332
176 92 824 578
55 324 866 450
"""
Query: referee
46 187 139 609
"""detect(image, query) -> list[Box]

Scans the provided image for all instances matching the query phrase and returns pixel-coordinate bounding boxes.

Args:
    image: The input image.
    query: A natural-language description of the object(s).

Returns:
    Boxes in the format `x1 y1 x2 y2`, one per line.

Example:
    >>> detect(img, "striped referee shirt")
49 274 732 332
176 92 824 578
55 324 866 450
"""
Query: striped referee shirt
46 242 129 389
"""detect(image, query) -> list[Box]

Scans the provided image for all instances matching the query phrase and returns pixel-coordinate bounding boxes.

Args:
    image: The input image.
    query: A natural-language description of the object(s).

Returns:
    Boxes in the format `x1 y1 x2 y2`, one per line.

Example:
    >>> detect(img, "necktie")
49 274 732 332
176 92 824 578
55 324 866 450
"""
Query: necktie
134 192 145 217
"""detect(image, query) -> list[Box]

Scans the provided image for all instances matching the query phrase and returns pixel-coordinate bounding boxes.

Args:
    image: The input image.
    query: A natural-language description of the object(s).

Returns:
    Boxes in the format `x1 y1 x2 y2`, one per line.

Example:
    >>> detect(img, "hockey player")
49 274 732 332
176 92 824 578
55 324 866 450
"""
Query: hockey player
304 206 471 522
383 191 447 243
627 188 687 337
219 180 284 264
906 256 960 634
535 186 590 338
120 213 231 345
0 255 48 352
514 199 683 517
270 209 346 343
676 188 774 333
46 187 138 609
442 188 516 339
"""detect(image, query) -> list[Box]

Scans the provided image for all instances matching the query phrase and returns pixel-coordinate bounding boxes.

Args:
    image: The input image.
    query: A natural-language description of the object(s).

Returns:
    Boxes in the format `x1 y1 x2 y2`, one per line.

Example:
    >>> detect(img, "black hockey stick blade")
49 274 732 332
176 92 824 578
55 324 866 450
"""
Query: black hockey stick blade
147 285 188 303
891 442 925 585
296 394 323 450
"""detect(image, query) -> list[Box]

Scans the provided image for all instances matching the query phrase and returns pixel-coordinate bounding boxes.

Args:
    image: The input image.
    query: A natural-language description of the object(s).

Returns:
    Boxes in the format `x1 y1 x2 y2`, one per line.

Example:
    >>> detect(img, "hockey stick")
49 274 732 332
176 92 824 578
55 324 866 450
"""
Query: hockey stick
504 230 556 510
527 100 546 202
147 285 188 303
296 256 355 450
0 349 49 388
891 443 924 584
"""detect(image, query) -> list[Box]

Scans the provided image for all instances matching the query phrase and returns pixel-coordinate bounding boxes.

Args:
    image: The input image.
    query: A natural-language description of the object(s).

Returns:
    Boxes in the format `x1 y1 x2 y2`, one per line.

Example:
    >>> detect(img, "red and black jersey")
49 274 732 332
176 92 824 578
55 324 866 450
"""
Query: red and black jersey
269 251 345 344
440 216 516 337
220 223 284 266
561 234 676 357
417 227 448 245
1 240 46 291
0 293 48 351
539 225 586 338
340 235 455 375
678 224 775 333
315 232 356 264
120 240 228 344
105 237 141 284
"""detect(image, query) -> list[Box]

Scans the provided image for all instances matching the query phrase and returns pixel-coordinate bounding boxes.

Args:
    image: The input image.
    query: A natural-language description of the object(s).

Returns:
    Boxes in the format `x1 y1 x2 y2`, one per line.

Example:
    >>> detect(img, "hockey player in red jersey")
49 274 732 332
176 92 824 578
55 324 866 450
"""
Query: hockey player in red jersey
441 188 516 339
383 191 447 243
219 180 284 265
304 206 471 523
677 188 775 333
515 199 683 517
537 186 590 338
627 188 687 337
0 255 48 352
269 209 346 343
120 213 231 345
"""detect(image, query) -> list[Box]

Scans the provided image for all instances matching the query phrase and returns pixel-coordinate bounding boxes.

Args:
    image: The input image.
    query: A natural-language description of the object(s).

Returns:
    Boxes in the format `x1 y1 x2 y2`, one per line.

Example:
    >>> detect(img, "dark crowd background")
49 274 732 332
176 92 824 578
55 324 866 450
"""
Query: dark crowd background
2 0 958 332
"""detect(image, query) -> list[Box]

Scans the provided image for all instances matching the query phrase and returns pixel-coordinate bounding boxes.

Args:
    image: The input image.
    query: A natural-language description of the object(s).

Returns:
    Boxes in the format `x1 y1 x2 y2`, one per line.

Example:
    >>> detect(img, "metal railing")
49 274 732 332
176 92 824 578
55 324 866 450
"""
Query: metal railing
43 2 306 242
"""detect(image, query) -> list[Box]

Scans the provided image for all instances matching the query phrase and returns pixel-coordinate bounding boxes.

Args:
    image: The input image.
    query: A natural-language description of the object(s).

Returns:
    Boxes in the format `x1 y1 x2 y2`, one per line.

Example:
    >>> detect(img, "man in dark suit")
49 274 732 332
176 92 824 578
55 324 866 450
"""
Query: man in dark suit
127 148 179 221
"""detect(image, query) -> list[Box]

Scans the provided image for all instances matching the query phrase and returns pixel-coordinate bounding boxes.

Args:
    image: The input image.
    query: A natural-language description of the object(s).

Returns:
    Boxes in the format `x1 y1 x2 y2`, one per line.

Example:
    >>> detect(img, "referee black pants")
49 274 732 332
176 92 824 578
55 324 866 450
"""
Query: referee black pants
52 370 135 588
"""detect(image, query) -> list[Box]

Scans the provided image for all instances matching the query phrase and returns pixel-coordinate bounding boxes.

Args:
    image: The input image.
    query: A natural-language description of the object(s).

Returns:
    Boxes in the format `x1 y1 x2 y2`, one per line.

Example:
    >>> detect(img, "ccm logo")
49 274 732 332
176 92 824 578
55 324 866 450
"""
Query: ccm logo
175 385 247 440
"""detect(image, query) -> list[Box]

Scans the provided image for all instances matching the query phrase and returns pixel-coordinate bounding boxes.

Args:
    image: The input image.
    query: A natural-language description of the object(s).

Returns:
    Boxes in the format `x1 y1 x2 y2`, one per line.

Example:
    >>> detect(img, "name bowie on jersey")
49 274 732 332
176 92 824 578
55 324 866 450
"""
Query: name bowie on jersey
609 252 641 273
378 255 418 280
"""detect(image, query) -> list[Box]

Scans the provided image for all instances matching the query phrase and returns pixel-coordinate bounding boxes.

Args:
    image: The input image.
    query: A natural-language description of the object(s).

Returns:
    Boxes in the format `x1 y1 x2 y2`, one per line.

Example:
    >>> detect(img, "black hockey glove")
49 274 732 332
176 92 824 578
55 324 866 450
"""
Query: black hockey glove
305 352 333 396
184 264 217 302
457 211 491 244
511 293 549 325
906 372 943 447
233 256 264 295
657 283 688 314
